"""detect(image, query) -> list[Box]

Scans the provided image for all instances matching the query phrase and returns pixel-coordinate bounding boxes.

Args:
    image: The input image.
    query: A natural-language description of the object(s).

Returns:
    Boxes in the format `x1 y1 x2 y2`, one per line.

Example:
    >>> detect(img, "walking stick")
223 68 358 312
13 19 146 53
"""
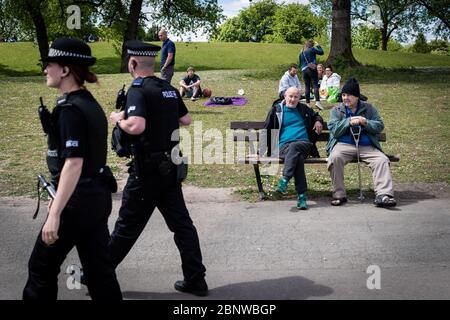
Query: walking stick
350 125 364 201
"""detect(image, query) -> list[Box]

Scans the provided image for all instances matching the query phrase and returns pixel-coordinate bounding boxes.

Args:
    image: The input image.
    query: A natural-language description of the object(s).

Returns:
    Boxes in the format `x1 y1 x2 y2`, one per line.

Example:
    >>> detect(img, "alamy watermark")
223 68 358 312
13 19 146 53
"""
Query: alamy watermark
366 265 381 290
66 5 81 30
170 121 282 175
66 264 82 290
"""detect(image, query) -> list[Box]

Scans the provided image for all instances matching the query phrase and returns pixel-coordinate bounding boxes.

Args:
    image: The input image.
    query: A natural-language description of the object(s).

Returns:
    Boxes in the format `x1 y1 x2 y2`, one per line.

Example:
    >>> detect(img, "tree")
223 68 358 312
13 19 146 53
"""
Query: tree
212 1 326 44
311 0 426 51
415 0 450 32
412 32 431 53
23 0 49 62
212 0 278 42
353 0 420 51
118 0 224 72
352 24 381 50
270 4 327 44
326 0 360 67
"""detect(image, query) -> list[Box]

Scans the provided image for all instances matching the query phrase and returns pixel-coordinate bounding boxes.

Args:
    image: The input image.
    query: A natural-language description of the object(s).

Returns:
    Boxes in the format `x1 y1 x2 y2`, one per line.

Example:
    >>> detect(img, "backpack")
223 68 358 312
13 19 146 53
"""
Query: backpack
210 96 232 105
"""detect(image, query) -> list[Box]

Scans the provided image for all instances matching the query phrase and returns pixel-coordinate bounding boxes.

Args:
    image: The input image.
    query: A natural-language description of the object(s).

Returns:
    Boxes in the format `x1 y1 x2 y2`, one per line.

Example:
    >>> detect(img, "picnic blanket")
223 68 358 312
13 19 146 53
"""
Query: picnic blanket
204 97 248 107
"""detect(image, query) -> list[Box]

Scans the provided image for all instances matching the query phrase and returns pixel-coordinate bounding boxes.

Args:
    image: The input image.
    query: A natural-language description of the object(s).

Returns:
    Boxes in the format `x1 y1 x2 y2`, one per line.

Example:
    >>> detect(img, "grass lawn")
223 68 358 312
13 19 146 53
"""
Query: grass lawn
0 68 449 200
1 41 450 77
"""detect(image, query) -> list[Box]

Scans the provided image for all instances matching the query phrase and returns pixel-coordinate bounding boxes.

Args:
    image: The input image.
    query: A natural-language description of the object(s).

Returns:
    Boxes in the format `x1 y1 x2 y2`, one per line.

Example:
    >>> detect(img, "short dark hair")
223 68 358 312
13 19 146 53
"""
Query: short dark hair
325 64 333 71
187 66 195 72
288 63 298 70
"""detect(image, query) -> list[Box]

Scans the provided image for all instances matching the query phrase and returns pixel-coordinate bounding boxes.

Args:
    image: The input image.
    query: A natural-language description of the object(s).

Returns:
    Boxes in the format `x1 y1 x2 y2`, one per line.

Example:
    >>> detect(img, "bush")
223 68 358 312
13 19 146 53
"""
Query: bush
428 39 449 55
352 25 381 50
412 32 431 54
387 38 403 52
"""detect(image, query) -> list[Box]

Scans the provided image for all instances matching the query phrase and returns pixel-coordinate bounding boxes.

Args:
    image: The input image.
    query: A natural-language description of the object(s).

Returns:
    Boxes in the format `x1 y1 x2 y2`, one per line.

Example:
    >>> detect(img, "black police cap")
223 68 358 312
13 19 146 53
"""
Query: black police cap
125 40 161 57
41 37 96 66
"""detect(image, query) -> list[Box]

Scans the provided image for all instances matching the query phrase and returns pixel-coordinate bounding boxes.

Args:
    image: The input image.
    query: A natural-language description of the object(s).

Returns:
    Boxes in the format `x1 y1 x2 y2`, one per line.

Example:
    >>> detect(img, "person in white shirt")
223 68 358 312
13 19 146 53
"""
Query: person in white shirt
278 64 302 99
320 65 341 99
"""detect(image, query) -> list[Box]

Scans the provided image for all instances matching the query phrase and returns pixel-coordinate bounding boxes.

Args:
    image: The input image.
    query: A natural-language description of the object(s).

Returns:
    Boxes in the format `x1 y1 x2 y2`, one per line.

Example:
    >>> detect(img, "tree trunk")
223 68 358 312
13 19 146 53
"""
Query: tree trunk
325 0 360 67
120 0 143 73
381 24 388 51
25 0 49 62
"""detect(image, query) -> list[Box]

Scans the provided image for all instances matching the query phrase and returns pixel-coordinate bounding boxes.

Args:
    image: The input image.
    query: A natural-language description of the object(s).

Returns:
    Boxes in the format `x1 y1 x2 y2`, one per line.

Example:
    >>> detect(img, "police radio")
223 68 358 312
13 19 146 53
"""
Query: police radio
38 97 52 135
116 84 126 110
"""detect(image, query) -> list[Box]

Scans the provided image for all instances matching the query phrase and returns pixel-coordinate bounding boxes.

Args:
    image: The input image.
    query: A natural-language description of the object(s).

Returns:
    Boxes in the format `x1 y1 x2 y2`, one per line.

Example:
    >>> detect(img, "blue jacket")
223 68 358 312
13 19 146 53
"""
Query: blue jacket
299 46 324 71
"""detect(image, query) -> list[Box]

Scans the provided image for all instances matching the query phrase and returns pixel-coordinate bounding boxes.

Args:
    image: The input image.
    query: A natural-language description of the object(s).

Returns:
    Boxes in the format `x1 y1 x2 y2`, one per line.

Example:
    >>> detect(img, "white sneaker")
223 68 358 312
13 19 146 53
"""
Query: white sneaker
191 97 198 101
315 101 324 110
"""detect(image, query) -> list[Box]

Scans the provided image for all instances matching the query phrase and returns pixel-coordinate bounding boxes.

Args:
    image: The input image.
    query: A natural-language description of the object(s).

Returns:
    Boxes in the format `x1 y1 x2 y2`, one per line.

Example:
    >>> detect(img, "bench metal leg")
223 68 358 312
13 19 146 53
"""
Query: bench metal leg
253 164 267 200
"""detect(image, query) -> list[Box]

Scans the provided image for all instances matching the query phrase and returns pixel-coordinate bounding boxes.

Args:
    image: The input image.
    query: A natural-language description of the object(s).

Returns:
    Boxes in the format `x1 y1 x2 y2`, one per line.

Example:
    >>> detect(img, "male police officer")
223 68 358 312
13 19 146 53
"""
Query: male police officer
109 40 208 296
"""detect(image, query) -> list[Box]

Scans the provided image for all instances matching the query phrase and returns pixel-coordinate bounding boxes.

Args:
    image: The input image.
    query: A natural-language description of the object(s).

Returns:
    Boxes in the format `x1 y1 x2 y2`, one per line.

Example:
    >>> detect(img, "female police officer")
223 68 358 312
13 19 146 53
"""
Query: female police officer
22 38 122 300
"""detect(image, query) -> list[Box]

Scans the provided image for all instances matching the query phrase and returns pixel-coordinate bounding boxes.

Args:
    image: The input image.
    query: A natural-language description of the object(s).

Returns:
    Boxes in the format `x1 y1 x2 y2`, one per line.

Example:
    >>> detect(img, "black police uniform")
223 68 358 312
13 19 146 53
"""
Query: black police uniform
23 38 122 300
109 76 207 285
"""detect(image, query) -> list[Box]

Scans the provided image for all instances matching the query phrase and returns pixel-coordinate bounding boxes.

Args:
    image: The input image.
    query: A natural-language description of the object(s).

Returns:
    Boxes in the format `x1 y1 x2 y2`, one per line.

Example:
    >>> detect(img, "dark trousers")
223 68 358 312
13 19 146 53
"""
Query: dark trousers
279 140 312 194
109 169 206 283
302 68 320 103
23 181 122 300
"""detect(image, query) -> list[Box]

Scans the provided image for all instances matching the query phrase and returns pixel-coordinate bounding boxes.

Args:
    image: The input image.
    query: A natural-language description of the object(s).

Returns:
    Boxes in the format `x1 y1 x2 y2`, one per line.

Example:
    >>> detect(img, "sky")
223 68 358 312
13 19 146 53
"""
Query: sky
170 0 310 41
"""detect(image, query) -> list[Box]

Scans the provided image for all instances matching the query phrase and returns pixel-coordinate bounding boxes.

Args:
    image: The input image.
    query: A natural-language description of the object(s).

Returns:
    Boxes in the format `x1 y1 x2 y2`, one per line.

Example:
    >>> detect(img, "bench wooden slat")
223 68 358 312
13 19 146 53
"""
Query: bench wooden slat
230 121 329 131
237 154 400 165
233 132 386 142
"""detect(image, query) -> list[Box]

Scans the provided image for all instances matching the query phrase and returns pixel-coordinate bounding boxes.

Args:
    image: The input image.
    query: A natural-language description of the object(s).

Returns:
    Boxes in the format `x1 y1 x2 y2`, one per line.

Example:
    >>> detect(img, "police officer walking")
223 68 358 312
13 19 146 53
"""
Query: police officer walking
23 38 122 300
109 40 208 296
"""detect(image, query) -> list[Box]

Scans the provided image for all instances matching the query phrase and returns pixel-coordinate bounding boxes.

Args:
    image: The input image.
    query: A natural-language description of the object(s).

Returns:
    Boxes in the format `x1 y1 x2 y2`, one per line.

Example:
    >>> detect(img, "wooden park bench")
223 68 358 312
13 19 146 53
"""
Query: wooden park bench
230 121 400 200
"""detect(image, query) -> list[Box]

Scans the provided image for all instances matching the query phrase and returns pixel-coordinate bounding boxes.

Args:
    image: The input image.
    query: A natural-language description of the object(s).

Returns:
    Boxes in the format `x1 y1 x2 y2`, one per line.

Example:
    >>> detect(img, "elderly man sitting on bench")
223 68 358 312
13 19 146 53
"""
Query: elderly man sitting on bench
326 77 396 207
263 87 323 210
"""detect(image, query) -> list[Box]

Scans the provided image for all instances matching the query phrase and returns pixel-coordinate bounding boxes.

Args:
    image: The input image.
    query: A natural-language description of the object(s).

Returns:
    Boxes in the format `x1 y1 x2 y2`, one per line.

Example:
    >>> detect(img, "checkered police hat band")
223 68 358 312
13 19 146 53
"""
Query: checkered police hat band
48 48 92 59
127 49 158 56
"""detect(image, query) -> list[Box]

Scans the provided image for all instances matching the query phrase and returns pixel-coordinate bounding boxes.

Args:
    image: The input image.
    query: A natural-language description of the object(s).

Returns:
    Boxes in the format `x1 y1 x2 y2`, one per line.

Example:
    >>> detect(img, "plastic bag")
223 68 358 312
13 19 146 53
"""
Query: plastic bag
327 87 340 103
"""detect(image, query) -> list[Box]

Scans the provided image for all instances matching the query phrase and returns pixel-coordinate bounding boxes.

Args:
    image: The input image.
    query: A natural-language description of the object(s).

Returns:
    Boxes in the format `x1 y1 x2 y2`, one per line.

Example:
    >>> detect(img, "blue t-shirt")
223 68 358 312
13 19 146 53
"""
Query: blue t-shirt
338 104 372 146
279 105 309 147
161 39 176 67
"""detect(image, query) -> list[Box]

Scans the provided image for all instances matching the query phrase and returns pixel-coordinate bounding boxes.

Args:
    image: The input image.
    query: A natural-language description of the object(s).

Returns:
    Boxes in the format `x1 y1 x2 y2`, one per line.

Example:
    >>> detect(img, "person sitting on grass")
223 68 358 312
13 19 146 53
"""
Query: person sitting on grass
278 63 302 99
326 77 396 208
179 66 202 101
263 87 323 210
319 65 341 100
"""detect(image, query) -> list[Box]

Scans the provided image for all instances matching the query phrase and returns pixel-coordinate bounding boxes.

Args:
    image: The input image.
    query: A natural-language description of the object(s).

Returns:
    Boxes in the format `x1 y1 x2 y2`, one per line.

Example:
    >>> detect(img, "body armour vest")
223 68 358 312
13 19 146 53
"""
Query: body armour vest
127 77 181 153
46 90 108 182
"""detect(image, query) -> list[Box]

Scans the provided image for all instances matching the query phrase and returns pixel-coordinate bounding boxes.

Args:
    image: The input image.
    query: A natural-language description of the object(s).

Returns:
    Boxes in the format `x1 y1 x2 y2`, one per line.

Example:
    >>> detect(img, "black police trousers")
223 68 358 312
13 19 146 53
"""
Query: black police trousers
23 179 122 300
109 168 206 283
279 140 313 194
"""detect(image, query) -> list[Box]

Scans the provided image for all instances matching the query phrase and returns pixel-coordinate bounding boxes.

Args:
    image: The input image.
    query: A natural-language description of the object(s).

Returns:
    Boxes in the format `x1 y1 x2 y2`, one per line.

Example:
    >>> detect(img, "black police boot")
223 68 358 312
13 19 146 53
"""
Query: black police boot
174 278 209 297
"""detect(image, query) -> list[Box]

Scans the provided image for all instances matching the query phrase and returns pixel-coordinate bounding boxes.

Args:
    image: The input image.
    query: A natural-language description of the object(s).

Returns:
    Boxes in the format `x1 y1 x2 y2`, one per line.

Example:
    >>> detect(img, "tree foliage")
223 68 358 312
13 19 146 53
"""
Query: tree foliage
311 0 446 50
270 4 327 44
412 32 430 53
212 0 326 44
352 24 381 50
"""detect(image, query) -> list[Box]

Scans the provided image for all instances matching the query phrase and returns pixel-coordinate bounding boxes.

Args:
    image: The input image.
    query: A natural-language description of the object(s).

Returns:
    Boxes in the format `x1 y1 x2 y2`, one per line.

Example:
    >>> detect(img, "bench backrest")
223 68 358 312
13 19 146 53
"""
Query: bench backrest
230 121 387 142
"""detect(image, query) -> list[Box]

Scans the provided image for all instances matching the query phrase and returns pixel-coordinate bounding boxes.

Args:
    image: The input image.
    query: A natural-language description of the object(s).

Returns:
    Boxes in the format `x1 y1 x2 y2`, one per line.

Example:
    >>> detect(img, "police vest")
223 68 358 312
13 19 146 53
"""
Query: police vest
46 90 108 182
127 77 181 153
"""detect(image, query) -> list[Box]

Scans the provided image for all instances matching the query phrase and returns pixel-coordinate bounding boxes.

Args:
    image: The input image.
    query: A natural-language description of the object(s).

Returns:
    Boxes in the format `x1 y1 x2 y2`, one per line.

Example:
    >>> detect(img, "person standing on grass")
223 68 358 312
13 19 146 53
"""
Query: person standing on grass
299 39 324 111
158 28 176 83
23 37 122 300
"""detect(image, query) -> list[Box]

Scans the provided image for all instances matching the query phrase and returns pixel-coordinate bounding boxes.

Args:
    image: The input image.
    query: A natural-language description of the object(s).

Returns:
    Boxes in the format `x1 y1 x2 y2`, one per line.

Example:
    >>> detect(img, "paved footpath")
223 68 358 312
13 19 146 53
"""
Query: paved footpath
1 185 449 300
